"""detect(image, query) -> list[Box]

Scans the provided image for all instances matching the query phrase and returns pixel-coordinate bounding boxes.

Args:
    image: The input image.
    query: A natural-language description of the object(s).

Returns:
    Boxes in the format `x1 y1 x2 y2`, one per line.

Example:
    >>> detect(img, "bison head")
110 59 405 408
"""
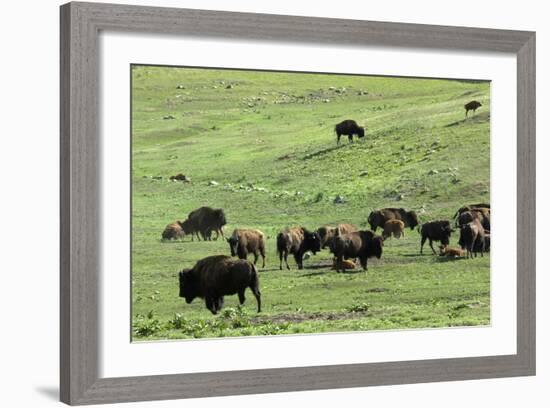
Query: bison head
215 209 227 226
367 211 383 231
178 269 199 304
227 236 239 256
368 236 384 259
406 211 419 230
317 226 335 249
357 127 365 138
303 230 321 254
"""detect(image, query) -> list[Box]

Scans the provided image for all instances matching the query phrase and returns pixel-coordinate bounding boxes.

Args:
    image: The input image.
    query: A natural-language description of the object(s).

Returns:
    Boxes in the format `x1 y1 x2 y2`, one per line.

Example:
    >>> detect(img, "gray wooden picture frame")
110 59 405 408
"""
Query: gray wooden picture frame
60 1 536 405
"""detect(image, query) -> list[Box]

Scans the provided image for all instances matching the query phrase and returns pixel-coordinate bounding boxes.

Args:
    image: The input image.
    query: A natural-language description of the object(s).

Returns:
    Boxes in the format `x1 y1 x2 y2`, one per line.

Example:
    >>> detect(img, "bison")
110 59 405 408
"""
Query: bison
458 219 486 258
453 203 490 220
317 223 358 249
439 245 466 258
331 230 384 273
227 228 266 268
162 221 185 240
464 100 482 117
188 206 227 241
382 219 405 240
420 220 453 255
368 208 419 231
178 255 261 314
335 119 365 144
277 227 321 270
456 208 490 231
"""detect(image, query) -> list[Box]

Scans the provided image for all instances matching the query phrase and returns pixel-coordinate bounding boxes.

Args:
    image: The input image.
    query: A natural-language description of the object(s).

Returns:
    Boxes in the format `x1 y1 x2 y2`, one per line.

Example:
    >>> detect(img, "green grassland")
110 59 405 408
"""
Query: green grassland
131 65 490 340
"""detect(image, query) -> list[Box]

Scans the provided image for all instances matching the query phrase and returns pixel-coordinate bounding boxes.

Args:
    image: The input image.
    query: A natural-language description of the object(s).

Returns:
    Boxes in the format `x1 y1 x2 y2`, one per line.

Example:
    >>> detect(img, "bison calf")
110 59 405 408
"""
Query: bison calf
382 219 405 240
439 245 466 258
227 228 266 268
162 221 185 240
277 227 321 270
178 255 261 314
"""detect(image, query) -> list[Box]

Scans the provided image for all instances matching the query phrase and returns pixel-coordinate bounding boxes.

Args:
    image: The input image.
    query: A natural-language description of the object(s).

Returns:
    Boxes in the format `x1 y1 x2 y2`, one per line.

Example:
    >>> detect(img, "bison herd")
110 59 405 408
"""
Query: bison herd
166 201 490 314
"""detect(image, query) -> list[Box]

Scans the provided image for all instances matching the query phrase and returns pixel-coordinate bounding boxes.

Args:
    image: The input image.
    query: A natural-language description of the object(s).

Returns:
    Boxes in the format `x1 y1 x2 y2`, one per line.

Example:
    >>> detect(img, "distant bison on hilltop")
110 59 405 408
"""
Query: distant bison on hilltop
227 228 266 268
335 119 365 144
188 206 227 241
331 230 384 273
178 255 261 314
368 208 419 232
277 227 321 270
464 100 482 117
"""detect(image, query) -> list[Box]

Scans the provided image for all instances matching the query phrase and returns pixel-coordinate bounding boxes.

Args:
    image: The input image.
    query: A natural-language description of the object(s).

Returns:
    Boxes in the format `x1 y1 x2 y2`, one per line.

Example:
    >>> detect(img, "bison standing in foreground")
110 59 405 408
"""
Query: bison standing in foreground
178 255 261 314
335 119 365 144
188 206 227 241
277 227 321 270
464 100 482 117
331 230 384 273
227 228 266 268
368 208 419 231
420 220 453 255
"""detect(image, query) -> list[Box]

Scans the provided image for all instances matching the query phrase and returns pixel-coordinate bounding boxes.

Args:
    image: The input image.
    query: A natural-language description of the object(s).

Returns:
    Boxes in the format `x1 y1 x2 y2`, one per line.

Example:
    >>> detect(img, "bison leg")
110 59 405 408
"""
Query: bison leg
420 236 427 254
284 251 290 270
205 297 217 314
238 290 246 305
336 133 341 145
348 134 353 143
260 245 266 268
294 251 303 270
253 289 261 313
429 239 437 255
253 252 259 265
336 255 344 273
359 256 368 271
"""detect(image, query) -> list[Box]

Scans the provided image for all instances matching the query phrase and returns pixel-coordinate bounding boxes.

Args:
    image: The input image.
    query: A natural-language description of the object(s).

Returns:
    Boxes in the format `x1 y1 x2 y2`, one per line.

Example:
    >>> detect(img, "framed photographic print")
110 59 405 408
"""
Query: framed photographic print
60 1 535 405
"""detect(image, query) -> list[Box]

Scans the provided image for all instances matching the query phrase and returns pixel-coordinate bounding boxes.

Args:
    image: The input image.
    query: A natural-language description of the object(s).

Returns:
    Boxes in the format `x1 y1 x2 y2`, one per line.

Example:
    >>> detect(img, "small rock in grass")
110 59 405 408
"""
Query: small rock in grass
208 180 219 186
333 195 345 204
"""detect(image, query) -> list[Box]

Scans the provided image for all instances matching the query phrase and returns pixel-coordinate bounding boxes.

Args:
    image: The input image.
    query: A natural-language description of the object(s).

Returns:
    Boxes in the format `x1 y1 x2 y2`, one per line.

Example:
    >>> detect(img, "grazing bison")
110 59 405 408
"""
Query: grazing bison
464 100 482 117
368 208 419 231
420 220 453 255
277 227 321 270
335 119 365 144
331 230 384 273
382 219 405 240
317 223 358 249
178 255 261 314
188 206 227 241
458 219 486 258
439 245 466 258
227 228 266 268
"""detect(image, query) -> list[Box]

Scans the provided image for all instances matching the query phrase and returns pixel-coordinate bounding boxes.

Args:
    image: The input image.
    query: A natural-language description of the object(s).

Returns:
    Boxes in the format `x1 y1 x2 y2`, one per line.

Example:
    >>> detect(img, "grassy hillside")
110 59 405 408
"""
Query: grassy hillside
131 65 490 340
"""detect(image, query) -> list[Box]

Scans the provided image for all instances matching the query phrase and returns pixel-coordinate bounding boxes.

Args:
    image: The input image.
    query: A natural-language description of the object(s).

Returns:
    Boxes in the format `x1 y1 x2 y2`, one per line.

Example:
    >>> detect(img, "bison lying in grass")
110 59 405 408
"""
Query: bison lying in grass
420 220 453 255
331 230 384 273
277 227 321 270
178 255 261 315
227 228 266 268
162 219 196 241
368 208 419 232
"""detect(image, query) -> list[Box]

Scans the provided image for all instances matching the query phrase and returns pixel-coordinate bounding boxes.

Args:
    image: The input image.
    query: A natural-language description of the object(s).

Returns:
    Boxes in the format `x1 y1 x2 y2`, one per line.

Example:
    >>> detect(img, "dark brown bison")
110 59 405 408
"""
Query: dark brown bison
335 119 365 144
420 220 453 254
368 208 419 231
178 255 261 314
453 203 490 219
458 219 486 258
227 228 266 268
188 206 227 241
464 100 482 116
331 230 384 272
382 219 405 240
277 227 321 270
317 223 358 249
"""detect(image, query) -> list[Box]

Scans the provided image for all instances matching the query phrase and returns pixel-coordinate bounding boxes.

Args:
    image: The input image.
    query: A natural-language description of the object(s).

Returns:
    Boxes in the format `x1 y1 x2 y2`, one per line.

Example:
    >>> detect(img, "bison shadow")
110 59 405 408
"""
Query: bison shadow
435 256 468 263
302 141 362 160
445 111 490 127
